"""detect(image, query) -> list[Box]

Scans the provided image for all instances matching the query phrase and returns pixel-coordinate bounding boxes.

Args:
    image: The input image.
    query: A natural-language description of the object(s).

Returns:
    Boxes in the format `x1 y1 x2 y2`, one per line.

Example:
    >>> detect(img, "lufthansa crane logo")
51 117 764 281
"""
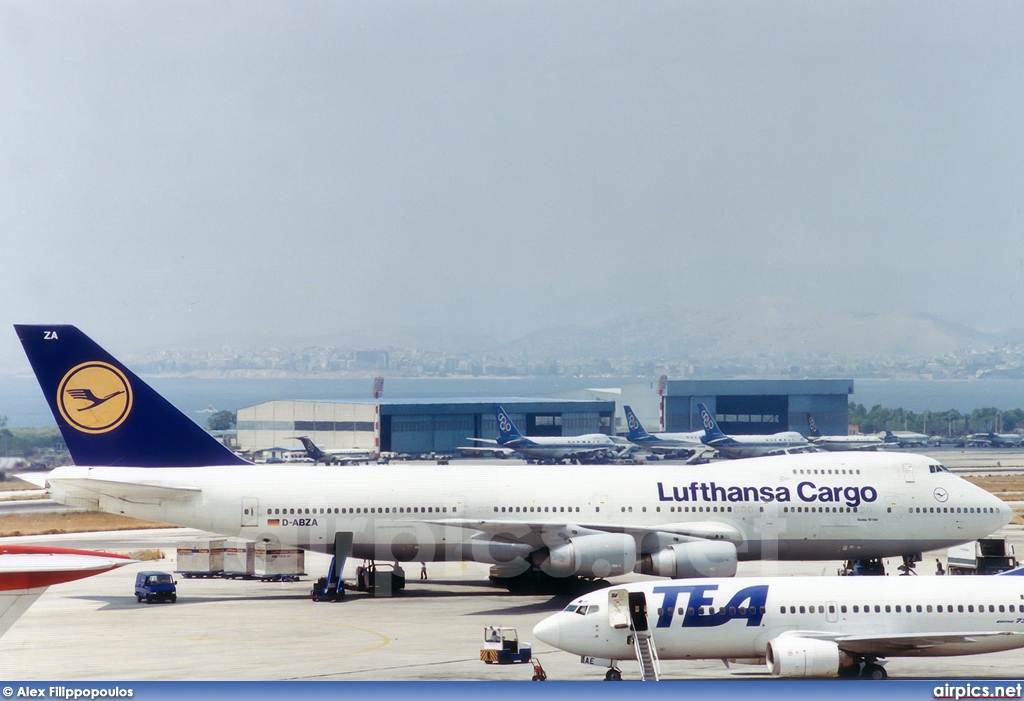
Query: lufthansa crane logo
933 487 949 503
57 362 133 434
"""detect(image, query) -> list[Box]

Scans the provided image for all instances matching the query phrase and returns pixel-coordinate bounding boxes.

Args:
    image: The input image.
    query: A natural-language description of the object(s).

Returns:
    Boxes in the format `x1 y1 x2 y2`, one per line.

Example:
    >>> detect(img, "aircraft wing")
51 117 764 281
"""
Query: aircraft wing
419 518 743 547
47 477 201 504
835 630 1024 656
465 438 500 445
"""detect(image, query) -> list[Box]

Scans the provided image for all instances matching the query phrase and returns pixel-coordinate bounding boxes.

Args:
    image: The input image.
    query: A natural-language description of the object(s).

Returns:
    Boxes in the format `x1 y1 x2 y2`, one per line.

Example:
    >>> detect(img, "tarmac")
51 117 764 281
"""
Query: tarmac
4 524 1024 682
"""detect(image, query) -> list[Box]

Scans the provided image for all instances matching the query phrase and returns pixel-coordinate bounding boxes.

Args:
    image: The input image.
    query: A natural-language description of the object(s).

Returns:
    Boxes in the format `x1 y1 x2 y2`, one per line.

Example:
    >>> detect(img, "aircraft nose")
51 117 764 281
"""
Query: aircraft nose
533 615 561 649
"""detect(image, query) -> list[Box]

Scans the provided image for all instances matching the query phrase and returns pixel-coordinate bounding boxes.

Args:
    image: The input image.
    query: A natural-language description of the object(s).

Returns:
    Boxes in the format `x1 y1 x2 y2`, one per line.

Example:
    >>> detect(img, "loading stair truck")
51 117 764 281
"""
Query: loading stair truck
947 538 1018 575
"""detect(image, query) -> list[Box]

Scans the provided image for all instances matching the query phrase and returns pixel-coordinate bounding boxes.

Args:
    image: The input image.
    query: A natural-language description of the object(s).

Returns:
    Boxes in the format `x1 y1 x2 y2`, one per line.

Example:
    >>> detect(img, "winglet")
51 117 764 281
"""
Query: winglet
624 406 652 442
15 325 248 467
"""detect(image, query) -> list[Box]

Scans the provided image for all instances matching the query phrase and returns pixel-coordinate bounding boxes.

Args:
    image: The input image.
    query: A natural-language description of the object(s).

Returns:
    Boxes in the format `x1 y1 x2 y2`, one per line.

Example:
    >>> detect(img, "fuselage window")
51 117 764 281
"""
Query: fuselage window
989 605 995 612
916 605 923 612
884 605 891 613
840 605 847 613
852 605 859 613
959 605 965 613
790 606 796 613
895 605 901 613
873 605 880 613
780 606 786 614
926 605 933 613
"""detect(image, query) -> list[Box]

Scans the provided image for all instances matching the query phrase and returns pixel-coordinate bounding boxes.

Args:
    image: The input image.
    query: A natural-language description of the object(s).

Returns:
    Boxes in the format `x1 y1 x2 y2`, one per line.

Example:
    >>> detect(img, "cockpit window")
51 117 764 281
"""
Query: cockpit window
929 464 952 474
575 605 589 616
585 605 601 615
563 605 579 613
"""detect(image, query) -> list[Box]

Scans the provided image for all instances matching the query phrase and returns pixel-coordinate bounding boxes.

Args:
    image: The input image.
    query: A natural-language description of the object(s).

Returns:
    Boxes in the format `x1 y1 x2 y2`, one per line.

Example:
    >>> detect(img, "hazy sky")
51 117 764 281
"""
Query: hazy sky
3 1 1023 370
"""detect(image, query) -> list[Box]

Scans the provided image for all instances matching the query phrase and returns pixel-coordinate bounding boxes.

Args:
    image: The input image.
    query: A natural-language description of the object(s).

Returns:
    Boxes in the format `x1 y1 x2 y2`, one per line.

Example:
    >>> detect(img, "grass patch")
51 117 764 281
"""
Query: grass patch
0 478 37 492
0 511 177 537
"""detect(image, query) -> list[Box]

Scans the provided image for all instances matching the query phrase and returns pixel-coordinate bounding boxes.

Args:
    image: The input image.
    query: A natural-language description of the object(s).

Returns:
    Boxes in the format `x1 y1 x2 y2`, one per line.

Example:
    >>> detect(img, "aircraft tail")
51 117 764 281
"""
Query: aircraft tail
15 325 248 467
806 413 822 437
493 405 525 443
696 403 729 443
882 425 898 443
295 436 326 461
623 406 652 441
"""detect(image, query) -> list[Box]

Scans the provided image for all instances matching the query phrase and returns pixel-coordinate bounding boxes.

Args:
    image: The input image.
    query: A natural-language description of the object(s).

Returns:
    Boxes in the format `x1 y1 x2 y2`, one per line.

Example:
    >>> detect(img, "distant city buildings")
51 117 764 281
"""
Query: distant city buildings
125 341 1024 381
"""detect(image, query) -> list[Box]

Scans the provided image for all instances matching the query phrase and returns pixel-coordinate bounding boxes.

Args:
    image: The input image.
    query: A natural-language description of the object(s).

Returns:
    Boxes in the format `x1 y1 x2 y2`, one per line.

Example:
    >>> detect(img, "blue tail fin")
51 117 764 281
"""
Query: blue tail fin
295 436 326 462
624 406 652 441
493 405 524 443
696 403 729 442
15 325 248 467
806 413 822 437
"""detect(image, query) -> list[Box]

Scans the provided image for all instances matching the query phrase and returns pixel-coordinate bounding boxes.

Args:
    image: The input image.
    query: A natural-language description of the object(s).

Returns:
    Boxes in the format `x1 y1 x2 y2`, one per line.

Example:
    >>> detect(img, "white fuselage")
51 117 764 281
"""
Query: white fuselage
811 435 885 452
707 432 810 459
42 452 1009 565
535 574 1024 667
499 433 618 460
628 431 705 453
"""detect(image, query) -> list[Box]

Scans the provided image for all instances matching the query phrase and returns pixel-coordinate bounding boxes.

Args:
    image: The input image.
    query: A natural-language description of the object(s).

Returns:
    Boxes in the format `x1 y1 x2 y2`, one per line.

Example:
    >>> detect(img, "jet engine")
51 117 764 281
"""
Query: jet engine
637 540 738 578
536 533 637 579
765 636 843 677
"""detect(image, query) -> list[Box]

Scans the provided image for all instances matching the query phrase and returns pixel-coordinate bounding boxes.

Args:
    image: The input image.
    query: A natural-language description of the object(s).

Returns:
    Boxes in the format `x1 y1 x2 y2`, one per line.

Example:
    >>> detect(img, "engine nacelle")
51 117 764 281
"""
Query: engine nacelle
537 533 637 578
765 636 841 677
638 541 738 578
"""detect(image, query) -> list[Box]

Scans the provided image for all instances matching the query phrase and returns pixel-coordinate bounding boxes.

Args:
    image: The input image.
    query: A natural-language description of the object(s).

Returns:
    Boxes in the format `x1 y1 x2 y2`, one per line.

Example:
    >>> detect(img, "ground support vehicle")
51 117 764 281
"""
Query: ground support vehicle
135 571 177 604
480 627 532 664
948 538 1018 575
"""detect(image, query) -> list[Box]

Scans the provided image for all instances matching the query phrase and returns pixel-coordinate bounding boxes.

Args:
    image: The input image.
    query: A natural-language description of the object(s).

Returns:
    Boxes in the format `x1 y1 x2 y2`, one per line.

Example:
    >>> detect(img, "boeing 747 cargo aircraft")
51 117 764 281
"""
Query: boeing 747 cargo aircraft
15 325 1010 592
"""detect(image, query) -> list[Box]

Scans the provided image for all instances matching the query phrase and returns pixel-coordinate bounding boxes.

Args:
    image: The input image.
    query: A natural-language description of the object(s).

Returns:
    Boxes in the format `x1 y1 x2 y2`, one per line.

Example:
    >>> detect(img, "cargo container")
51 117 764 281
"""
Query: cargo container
222 539 256 579
175 538 226 578
255 542 305 582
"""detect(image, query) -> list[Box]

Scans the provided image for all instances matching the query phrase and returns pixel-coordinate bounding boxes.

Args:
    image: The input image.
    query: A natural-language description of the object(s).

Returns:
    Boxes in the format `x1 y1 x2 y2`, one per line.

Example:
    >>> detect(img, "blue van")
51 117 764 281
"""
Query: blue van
135 571 177 603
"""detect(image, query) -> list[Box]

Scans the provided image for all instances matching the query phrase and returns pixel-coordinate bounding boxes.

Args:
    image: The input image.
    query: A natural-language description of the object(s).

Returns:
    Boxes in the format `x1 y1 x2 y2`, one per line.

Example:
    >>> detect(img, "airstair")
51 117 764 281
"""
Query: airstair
627 591 660 681
632 628 660 681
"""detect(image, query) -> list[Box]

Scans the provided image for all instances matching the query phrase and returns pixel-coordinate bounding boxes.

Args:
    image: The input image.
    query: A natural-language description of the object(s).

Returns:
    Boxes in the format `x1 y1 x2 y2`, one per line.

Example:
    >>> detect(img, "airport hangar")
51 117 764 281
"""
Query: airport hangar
660 379 854 437
235 398 617 455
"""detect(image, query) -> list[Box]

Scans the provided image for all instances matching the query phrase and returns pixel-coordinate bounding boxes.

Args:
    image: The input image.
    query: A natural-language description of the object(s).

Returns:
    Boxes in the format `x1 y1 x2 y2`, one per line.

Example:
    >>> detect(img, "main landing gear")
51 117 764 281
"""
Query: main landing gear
604 667 623 681
838 657 888 679
897 553 921 576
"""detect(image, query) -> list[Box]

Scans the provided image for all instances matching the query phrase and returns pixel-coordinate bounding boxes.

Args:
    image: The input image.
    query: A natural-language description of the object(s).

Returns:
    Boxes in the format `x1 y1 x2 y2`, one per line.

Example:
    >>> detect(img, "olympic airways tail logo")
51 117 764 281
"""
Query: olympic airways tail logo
57 361 133 434
626 411 640 431
498 412 513 434
701 407 715 431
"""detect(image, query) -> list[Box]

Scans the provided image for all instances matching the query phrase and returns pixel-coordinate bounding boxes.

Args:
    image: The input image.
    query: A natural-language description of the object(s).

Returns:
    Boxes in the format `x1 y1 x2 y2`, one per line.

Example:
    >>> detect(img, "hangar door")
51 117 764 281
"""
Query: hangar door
715 395 789 435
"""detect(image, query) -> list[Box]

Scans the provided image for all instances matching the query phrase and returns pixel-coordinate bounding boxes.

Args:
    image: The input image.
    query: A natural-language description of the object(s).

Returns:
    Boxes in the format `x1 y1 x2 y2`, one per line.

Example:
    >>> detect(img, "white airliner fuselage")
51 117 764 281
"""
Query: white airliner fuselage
41 453 1008 570
534 572 1024 678
810 434 886 452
